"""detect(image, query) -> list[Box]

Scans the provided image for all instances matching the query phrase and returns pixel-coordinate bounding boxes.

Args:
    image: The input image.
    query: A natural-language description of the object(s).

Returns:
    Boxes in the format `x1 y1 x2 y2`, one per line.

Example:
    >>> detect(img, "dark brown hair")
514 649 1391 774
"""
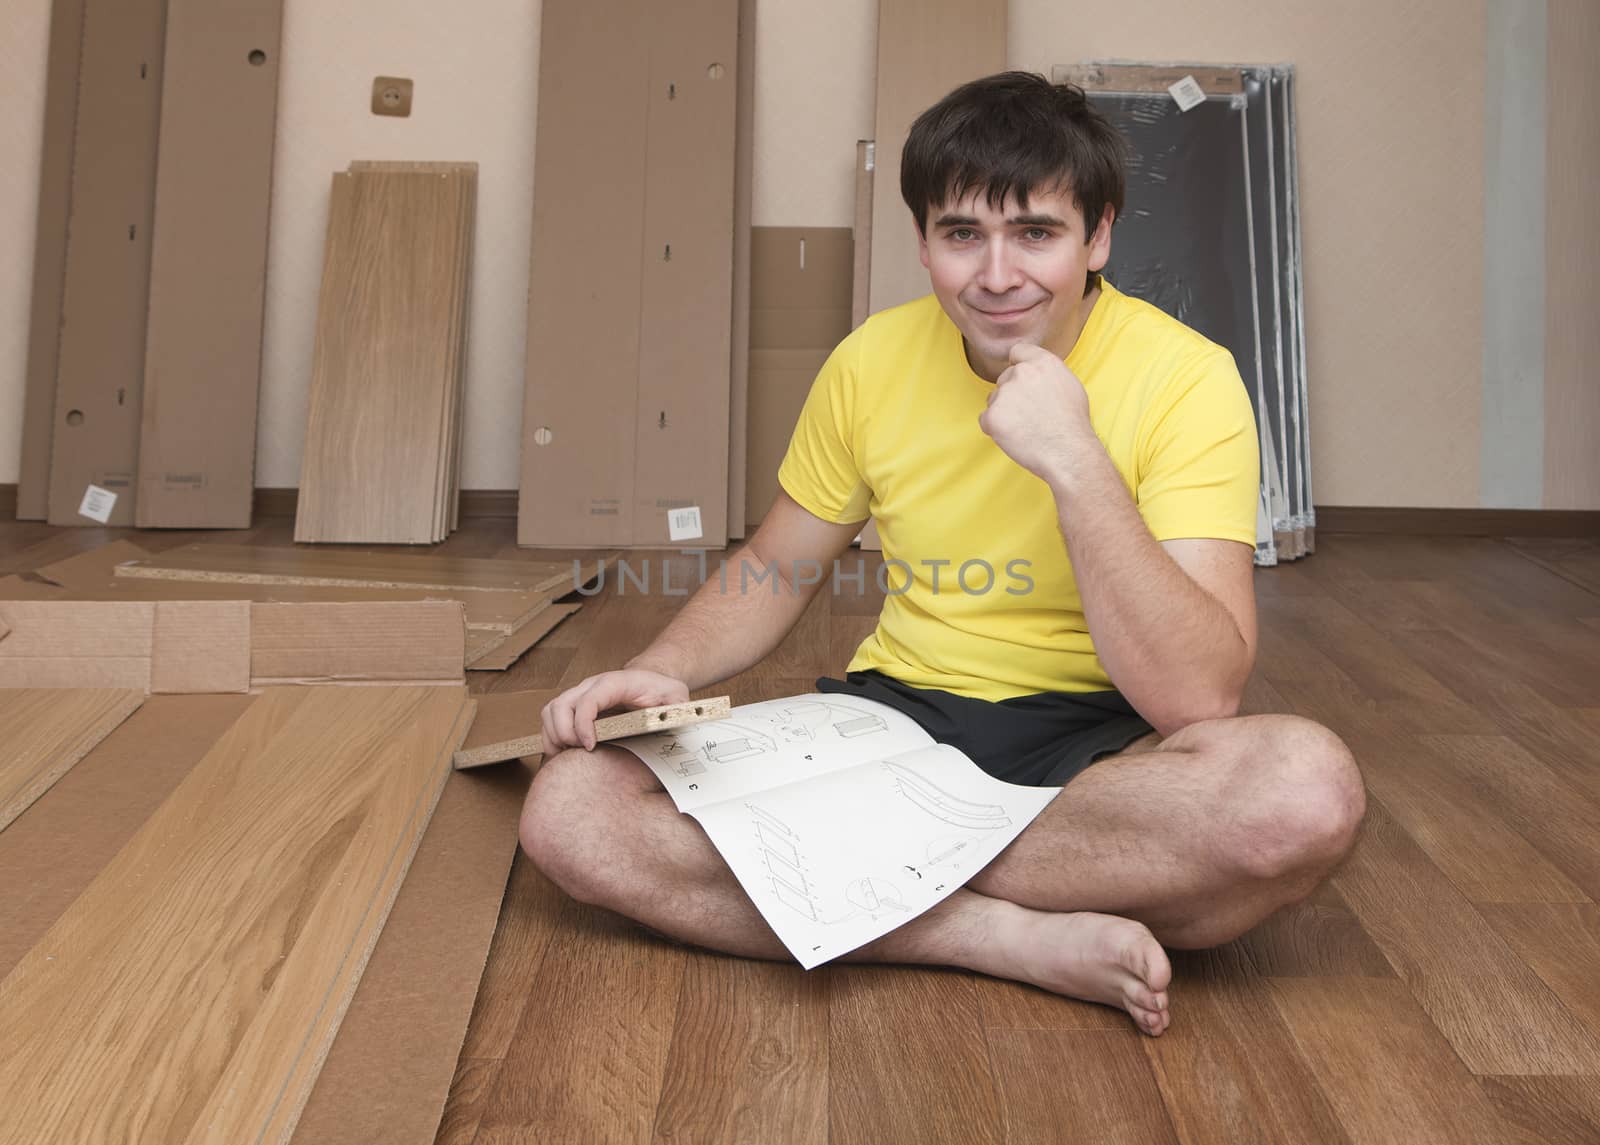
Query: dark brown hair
900 71 1127 240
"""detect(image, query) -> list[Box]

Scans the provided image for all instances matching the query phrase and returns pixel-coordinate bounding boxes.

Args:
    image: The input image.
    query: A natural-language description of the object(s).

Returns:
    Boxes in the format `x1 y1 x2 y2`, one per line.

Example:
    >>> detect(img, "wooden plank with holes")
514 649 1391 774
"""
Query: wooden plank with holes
0 689 145 832
454 694 730 768
0 685 472 1144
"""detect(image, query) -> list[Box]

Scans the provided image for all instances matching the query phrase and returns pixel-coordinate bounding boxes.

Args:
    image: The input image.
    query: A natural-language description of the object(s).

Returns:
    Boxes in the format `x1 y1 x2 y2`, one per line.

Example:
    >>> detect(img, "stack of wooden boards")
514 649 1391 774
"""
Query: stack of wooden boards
19 0 286 529
3 540 611 672
296 161 479 544
0 669 527 1142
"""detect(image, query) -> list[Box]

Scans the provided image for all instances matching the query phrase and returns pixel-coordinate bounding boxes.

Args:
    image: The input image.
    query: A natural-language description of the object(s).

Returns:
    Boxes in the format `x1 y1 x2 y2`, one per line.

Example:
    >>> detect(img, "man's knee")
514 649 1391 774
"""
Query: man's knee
1229 715 1366 882
519 746 634 903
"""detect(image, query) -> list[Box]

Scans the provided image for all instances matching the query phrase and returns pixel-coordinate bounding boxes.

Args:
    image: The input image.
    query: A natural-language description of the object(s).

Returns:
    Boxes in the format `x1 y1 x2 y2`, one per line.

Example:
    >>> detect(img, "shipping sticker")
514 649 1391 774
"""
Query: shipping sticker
1168 74 1206 112
668 505 704 542
78 483 117 524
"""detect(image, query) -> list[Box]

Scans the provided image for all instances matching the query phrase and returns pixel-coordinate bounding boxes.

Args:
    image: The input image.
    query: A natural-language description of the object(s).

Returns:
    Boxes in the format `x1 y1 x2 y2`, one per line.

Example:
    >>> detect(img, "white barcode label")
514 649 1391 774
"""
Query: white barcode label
78 484 117 523
1168 75 1206 112
667 506 703 541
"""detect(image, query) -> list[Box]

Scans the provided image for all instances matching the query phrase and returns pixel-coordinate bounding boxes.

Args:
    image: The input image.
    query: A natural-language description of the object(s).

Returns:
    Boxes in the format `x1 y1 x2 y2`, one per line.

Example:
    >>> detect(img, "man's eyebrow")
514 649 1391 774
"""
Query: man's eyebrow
932 213 980 228
1009 213 1067 227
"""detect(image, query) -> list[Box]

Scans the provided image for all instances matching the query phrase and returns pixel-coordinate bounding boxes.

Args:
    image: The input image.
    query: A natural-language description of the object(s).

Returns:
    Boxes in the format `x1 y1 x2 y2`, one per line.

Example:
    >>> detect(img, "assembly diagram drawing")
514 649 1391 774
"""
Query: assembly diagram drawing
748 802 819 921
631 696 893 777
883 761 1012 830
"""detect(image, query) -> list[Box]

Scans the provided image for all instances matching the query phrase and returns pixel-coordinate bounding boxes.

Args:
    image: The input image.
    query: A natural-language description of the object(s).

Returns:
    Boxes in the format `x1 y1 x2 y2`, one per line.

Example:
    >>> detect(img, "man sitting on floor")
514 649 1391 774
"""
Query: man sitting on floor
521 71 1365 1037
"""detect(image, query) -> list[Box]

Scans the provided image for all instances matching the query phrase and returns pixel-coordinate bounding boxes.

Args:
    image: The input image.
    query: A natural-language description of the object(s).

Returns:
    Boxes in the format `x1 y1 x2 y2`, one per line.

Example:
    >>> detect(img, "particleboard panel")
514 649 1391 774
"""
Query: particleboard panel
519 0 651 546
45 0 168 527
296 166 475 543
868 0 1006 315
35 542 548 634
1054 62 1246 95
135 0 284 528
0 685 472 1145
0 689 145 833
453 694 730 768
465 601 580 671
115 542 604 596
248 601 465 685
17 0 88 520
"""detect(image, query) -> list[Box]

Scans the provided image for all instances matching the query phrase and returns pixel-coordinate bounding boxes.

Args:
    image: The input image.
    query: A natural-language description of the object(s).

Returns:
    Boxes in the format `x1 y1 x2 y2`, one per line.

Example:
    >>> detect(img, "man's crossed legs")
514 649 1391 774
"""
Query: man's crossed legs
519 713 1365 1037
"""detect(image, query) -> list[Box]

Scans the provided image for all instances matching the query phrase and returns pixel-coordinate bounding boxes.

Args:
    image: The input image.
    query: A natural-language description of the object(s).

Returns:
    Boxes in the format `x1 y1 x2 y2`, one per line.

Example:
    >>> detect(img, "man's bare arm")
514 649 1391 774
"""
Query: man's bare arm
541 491 864 752
1044 446 1256 736
626 492 864 689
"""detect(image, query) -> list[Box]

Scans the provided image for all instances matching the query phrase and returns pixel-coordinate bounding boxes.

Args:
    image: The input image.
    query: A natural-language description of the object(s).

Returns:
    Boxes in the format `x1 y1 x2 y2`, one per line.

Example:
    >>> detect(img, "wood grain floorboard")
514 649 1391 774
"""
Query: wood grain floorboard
1330 802 1600 1074
828 967 1001 1145
989 1028 1179 1144
0 688 144 831
1476 1075 1600 1145
651 954 828 1144
476 902 687 1143
1268 977 1520 1143
7 524 1600 1141
1141 944 1349 1144
0 685 469 1143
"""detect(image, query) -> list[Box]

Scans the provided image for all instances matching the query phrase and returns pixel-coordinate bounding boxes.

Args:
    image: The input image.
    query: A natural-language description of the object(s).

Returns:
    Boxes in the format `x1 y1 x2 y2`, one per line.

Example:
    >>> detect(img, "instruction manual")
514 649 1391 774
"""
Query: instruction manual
613 694 1061 969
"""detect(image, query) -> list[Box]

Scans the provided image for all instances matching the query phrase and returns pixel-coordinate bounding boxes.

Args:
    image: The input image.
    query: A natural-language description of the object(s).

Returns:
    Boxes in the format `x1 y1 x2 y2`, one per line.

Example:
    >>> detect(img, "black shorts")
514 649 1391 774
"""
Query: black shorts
815 669 1156 787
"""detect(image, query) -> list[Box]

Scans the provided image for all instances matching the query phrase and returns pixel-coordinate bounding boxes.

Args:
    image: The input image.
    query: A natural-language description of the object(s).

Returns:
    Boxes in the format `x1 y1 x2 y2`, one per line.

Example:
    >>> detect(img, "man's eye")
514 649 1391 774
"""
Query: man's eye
1024 227 1051 241
951 228 976 241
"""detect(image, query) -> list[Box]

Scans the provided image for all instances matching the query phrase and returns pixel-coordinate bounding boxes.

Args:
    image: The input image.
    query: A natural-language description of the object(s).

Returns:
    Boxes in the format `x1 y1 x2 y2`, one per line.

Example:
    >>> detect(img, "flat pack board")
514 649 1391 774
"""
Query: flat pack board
35 541 548 634
46 0 168 527
0 685 472 1144
16 0 88 520
519 0 738 548
465 601 581 671
867 0 1006 316
136 0 285 527
113 541 607 596
0 693 524 1145
0 689 145 833
454 693 731 769
296 165 476 543
747 228 853 529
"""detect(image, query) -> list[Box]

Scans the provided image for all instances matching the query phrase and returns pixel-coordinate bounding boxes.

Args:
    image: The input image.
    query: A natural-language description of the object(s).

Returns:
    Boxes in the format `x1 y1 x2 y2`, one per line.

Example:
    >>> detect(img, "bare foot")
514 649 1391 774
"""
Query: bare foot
989 905 1173 1036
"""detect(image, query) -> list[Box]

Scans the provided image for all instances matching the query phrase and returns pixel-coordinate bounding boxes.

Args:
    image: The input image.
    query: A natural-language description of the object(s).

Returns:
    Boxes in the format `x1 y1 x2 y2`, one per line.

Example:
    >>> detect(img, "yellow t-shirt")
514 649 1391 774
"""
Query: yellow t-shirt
777 279 1260 701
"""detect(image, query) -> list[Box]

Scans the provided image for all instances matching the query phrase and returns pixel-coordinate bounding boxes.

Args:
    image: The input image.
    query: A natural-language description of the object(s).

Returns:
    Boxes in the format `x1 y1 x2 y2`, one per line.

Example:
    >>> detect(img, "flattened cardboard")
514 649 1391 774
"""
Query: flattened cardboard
17 0 88 521
519 0 650 547
149 601 251 694
291 764 526 1145
868 0 1005 315
0 601 156 690
747 228 853 529
726 0 757 541
248 601 465 685
465 601 580 671
136 0 284 527
520 0 738 549
46 0 168 527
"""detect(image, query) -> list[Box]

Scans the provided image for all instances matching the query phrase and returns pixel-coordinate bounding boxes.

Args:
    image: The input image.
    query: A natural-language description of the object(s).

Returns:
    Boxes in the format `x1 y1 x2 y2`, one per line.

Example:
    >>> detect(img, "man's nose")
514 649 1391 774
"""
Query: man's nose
975 239 1023 293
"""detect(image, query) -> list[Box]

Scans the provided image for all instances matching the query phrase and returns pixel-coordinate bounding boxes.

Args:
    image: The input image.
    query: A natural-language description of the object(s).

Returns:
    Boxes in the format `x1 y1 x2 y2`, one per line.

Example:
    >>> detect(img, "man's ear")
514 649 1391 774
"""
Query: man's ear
916 218 931 269
1087 203 1114 272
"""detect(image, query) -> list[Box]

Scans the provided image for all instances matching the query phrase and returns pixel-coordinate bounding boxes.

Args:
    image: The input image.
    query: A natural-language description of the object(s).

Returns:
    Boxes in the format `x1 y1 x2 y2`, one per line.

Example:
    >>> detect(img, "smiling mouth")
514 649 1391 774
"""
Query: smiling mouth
972 301 1040 322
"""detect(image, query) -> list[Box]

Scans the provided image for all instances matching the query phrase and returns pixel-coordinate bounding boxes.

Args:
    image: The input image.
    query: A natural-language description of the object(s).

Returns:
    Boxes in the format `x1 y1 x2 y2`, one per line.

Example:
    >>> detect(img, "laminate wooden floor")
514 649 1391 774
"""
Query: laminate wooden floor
4 519 1598 1143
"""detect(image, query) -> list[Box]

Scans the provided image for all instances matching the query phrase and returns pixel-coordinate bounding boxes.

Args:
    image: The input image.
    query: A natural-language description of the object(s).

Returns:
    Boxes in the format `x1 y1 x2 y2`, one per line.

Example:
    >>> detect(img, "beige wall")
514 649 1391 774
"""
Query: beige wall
1 0 1594 507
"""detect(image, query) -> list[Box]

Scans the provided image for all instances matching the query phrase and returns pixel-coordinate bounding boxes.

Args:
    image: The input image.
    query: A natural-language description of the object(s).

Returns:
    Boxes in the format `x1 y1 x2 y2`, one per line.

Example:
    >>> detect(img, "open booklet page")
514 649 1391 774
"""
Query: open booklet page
613 694 1061 968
